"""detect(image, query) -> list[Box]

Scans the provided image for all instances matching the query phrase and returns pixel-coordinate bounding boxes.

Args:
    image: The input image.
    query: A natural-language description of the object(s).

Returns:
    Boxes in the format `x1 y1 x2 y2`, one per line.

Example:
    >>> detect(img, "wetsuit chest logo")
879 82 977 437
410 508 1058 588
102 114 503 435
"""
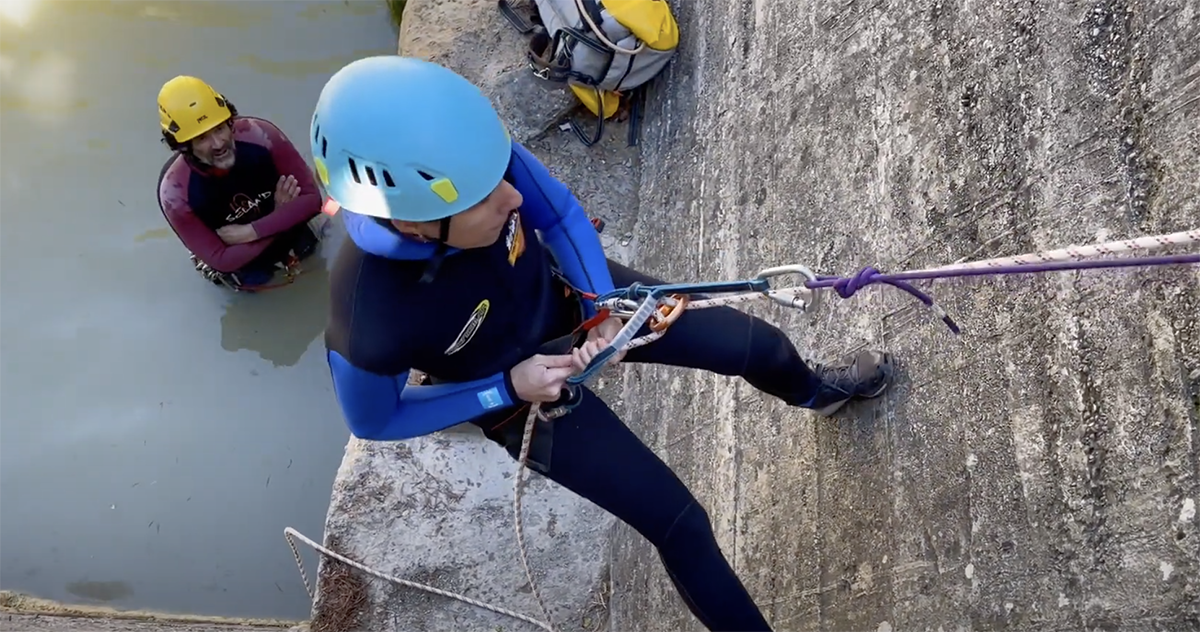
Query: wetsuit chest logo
505 211 526 266
227 190 271 223
444 299 490 356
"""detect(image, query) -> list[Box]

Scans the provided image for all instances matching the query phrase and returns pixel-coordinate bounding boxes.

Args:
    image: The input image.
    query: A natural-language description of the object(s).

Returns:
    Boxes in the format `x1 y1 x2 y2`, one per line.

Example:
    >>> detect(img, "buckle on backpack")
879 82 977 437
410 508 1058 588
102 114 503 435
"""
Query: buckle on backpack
529 62 550 81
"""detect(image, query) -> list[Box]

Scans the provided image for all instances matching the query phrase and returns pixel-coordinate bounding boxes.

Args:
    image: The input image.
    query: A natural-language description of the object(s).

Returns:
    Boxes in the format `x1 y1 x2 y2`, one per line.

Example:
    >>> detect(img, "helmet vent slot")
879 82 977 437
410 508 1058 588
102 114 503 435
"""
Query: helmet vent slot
343 157 396 189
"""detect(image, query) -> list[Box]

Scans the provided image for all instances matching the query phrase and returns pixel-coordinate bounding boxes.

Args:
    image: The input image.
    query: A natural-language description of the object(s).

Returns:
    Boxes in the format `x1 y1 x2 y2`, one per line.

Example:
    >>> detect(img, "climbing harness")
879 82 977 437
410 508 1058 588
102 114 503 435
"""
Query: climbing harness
240 255 308 293
190 252 308 293
191 216 330 293
284 227 1199 632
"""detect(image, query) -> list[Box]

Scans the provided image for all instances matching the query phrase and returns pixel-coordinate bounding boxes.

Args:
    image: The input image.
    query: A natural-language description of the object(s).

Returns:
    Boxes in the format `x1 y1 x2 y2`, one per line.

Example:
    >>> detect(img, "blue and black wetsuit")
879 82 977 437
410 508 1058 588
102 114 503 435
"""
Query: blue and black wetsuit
326 142 825 631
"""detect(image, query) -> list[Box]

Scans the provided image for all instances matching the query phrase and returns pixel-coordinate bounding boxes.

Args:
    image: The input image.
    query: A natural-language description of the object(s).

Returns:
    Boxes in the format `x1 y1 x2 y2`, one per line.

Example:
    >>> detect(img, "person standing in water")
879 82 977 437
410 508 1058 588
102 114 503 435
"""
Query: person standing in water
316 55 894 631
156 75 326 290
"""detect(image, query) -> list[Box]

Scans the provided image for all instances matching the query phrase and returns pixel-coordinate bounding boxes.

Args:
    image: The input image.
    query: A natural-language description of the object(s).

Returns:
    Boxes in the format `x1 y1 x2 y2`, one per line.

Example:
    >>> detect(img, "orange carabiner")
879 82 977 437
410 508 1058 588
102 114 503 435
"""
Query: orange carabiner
649 294 689 333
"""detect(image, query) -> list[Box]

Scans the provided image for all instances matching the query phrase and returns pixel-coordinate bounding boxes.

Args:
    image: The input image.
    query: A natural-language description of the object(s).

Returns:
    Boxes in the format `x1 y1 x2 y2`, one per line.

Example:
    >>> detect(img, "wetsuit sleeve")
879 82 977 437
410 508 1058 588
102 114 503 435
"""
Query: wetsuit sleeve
158 169 275 273
507 142 615 316
327 351 519 440
248 119 322 239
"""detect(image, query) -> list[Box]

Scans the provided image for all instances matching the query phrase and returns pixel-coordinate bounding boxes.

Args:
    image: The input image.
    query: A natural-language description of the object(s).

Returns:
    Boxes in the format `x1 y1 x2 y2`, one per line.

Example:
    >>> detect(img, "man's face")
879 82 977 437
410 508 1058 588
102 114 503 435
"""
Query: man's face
190 120 235 170
395 179 524 250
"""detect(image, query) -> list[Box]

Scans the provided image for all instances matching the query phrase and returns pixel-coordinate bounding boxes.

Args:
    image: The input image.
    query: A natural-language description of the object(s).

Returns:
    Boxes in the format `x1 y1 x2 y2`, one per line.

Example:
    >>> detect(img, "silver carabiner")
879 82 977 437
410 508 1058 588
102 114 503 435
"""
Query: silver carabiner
595 298 642 319
754 264 821 313
537 385 582 421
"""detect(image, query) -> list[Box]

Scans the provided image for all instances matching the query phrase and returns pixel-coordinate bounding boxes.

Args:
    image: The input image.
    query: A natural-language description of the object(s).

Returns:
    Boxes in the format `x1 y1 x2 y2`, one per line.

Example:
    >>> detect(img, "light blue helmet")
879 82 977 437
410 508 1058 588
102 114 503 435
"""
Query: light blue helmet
310 56 512 222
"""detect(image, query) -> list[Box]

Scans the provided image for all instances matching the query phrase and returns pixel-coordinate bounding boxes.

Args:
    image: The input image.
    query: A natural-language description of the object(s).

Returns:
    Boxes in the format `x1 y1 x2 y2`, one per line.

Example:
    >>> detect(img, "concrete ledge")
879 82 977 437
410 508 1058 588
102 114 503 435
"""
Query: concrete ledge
313 435 611 632
0 591 295 631
0 615 287 632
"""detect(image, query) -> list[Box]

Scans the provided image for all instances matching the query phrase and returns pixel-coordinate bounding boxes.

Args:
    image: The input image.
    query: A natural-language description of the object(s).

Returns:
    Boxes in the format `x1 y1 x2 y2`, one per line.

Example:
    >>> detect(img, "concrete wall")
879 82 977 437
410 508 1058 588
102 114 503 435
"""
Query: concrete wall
610 0 1199 630
310 0 1198 631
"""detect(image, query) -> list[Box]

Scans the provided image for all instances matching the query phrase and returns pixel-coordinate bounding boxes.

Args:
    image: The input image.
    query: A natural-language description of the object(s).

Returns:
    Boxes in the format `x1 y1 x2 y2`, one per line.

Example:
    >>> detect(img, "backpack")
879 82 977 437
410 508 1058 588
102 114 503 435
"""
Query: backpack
498 0 680 147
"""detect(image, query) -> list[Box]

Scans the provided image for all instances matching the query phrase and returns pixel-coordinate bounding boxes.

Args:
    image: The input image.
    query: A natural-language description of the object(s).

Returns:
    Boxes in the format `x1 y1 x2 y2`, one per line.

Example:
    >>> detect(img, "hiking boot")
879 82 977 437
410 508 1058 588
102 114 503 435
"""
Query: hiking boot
808 349 895 416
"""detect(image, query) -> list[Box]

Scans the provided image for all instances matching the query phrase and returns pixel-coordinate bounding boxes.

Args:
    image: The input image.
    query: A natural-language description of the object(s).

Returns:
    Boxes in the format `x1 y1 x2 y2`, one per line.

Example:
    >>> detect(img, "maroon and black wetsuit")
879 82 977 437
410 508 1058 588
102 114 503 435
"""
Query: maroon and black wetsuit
156 116 322 275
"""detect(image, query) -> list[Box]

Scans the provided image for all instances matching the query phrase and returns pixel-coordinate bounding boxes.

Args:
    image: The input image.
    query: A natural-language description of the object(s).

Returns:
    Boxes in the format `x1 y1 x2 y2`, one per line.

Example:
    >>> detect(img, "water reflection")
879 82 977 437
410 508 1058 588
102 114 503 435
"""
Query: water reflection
69 0 275 29
66 580 135 603
220 252 333 368
234 50 395 78
0 0 40 27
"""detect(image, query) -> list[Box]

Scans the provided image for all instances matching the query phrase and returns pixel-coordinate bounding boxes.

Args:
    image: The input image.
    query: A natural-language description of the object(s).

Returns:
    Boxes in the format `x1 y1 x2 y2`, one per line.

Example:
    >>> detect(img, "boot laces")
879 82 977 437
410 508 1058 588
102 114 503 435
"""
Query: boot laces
815 361 859 394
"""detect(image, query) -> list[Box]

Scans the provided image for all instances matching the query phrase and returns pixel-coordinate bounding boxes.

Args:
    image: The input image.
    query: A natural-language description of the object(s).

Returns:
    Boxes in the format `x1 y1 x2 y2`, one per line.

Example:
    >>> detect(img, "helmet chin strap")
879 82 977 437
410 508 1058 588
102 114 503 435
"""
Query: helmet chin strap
372 215 453 284
418 216 453 284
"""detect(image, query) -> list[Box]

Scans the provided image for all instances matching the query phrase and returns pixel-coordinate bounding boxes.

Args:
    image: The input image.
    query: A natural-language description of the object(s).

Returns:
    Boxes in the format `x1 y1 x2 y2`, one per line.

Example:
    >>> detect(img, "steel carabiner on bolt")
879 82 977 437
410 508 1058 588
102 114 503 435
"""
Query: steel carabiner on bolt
754 264 821 312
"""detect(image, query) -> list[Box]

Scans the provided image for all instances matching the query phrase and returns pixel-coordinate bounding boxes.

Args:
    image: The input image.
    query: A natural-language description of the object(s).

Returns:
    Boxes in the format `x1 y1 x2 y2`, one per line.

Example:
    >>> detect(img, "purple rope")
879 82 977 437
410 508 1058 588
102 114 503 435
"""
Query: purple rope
807 253 1200 334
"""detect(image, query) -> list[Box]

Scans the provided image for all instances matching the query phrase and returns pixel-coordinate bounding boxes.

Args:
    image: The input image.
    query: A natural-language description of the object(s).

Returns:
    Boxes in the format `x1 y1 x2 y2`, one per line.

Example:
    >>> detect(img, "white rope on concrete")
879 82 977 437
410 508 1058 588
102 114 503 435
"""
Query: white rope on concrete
285 413 557 631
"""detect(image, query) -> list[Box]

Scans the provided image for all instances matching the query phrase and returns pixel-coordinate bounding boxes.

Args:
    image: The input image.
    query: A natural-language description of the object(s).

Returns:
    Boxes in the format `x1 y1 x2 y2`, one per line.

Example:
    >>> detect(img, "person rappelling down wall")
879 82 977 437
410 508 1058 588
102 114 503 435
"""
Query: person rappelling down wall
314 55 894 632
156 75 328 292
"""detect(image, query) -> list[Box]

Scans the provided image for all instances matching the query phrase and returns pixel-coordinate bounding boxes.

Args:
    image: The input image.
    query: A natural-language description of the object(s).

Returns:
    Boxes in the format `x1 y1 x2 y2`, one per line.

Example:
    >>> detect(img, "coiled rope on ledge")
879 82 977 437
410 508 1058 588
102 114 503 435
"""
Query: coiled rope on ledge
284 227 1199 632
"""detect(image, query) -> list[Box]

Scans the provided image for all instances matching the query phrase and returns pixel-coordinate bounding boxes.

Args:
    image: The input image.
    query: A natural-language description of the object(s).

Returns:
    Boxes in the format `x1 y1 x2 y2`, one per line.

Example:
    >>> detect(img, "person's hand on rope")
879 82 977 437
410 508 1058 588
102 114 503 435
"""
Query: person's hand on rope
510 354 576 403
572 315 627 373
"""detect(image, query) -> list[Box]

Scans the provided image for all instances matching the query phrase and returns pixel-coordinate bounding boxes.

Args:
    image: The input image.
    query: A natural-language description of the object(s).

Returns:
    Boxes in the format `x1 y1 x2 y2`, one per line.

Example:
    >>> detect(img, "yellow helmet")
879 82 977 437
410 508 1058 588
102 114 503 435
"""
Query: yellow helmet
157 75 236 146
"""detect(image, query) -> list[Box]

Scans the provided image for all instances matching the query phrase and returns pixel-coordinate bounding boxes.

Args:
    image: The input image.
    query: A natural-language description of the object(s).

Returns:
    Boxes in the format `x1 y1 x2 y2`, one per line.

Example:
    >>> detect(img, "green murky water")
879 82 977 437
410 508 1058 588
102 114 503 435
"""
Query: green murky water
0 0 396 620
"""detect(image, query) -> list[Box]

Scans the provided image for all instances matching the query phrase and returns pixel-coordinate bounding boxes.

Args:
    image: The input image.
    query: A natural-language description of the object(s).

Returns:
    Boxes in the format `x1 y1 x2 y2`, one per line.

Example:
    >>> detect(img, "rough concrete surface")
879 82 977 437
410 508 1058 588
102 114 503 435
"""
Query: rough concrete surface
306 2 643 632
608 0 1200 631
398 0 579 143
312 1 1198 631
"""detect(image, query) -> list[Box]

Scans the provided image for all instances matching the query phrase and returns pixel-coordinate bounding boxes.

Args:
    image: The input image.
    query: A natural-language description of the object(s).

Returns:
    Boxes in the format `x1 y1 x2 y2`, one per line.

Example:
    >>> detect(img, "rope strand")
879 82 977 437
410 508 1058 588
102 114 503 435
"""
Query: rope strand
285 403 556 632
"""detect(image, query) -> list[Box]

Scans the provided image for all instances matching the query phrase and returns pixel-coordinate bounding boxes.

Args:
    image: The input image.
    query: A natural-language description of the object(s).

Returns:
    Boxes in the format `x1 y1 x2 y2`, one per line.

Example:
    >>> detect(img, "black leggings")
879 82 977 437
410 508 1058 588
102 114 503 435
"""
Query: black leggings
487 261 823 631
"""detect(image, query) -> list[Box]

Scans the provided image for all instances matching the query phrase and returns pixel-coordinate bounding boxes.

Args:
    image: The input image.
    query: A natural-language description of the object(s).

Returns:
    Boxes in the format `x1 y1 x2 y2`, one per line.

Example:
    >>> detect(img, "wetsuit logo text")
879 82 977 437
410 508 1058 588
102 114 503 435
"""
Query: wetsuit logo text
226 191 272 223
506 211 526 266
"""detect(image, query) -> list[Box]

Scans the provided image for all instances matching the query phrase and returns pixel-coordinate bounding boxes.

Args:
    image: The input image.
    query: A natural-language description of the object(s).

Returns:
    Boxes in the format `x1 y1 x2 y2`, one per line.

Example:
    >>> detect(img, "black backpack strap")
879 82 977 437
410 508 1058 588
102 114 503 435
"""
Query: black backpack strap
626 84 646 147
568 85 607 147
577 0 605 31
